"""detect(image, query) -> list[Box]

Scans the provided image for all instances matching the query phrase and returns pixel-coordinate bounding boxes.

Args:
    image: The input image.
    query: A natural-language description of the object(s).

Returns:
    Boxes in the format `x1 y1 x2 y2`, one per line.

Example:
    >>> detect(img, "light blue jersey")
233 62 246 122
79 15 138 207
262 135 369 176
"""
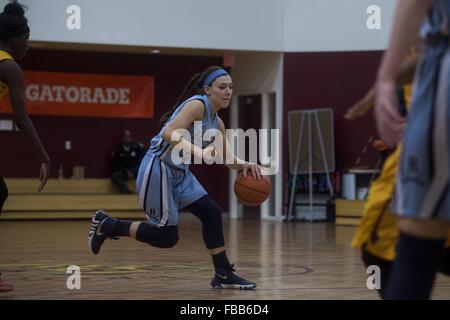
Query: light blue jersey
394 0 450 220
148 94 219 170
420 0 450 39
136 94 219 226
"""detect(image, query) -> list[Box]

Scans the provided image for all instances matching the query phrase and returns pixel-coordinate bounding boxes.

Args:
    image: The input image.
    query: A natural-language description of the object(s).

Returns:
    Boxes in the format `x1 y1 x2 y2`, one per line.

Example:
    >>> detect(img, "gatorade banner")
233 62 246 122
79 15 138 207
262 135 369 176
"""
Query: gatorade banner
0 71 154 118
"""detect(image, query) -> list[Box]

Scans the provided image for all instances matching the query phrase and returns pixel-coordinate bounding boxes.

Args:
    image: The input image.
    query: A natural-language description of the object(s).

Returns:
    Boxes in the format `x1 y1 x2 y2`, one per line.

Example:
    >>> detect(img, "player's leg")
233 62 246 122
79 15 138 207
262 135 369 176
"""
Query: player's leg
185 194 256 289
88 155 179 254
0 177 14 292
361 249 393 299
384 219 449 299
87 208 179 255
0 176 8 213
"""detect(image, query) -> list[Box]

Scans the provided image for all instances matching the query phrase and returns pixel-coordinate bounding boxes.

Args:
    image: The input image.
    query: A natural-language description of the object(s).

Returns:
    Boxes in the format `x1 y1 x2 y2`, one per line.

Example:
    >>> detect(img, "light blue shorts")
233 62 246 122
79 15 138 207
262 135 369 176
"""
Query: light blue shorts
136 152 207 226
394 41 450 221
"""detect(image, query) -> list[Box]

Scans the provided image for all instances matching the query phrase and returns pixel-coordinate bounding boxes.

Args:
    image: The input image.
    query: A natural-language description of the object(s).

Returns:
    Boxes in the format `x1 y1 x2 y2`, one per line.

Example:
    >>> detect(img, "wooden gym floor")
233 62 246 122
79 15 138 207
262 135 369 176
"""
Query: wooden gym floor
0 214 449 300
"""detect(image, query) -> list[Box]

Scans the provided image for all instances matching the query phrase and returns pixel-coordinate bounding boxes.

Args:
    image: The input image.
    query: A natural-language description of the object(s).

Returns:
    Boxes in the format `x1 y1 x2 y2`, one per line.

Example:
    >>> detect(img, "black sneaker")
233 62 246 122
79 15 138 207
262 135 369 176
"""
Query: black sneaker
211 265 256 290
87 210 118 255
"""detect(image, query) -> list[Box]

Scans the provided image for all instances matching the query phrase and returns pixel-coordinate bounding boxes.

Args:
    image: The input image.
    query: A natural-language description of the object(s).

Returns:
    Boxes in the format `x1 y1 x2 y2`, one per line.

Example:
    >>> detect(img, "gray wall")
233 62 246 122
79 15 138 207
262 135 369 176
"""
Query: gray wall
284 0 397 51
1 0 397 52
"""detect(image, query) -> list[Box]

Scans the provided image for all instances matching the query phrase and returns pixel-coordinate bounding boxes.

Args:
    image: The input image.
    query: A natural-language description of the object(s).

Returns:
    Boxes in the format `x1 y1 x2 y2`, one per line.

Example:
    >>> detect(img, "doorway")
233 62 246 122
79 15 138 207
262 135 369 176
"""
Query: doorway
238 94 262 220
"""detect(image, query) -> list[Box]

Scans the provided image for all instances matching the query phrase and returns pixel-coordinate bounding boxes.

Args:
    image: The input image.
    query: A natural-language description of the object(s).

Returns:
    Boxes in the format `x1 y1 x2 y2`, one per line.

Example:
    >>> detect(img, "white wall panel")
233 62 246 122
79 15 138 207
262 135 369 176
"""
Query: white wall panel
0 0 398 52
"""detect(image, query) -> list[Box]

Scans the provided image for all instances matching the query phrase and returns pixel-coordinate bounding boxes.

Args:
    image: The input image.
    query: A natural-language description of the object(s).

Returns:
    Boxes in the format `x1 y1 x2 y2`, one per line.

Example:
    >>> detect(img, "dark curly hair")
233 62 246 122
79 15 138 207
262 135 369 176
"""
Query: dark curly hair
159 66 226 124
0 1 29 43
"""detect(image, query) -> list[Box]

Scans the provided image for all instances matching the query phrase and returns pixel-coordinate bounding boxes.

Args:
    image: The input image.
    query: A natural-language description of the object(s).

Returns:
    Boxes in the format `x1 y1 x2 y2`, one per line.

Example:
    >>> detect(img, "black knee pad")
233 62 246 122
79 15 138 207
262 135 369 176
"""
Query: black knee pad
202 203 224 249
136 223 179 248
151 227 179 248
204 202 223 230
151 237 179 248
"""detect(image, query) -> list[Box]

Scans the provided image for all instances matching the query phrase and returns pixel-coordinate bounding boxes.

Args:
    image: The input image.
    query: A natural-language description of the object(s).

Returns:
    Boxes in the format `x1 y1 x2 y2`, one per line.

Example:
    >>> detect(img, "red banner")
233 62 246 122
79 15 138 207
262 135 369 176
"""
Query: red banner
0 71 154 118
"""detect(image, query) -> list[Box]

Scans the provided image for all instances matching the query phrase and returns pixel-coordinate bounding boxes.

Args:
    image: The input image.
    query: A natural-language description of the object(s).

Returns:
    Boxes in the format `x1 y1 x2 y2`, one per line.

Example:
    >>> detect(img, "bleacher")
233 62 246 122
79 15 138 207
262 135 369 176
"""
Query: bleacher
2 178 366 223
335 199 364 226
1 178 144 220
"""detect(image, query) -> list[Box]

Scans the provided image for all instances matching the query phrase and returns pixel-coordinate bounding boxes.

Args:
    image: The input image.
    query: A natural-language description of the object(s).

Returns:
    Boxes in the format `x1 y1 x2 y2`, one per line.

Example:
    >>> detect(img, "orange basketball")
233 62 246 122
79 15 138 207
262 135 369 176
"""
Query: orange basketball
372 139 387 151
234 173 271 206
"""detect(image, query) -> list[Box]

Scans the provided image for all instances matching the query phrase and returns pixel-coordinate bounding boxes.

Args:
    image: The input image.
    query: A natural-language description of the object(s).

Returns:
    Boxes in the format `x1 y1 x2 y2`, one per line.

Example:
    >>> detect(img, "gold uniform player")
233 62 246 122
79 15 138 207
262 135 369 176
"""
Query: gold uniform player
0 1 50 292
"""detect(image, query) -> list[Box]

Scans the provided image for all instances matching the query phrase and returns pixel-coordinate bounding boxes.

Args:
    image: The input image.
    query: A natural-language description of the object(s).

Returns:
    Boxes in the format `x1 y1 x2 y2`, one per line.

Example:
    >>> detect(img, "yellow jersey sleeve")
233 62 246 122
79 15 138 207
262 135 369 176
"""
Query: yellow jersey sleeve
0 50 14 102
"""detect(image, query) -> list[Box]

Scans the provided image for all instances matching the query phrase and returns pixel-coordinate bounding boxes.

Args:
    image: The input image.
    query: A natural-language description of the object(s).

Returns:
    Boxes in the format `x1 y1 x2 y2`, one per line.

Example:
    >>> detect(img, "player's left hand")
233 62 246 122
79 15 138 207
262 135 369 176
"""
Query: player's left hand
242 162 262 180
345 96 373 121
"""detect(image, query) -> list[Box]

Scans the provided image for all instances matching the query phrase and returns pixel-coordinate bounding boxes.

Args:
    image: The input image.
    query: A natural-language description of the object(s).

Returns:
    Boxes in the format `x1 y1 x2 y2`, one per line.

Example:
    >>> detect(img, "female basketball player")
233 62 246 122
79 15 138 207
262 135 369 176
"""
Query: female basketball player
88 66 262 289
347 66 450 298
375 0 450 299
0 1 51 292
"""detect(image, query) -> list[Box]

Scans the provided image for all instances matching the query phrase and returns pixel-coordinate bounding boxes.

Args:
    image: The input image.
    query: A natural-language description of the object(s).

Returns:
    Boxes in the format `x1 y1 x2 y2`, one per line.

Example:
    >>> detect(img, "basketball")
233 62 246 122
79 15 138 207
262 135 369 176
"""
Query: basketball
234 173 271 206
372 139 387 151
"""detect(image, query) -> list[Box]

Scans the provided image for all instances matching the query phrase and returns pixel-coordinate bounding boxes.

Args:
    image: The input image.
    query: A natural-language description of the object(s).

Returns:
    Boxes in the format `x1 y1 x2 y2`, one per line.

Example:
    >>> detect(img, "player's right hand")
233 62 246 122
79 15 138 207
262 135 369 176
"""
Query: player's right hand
374 80 406 148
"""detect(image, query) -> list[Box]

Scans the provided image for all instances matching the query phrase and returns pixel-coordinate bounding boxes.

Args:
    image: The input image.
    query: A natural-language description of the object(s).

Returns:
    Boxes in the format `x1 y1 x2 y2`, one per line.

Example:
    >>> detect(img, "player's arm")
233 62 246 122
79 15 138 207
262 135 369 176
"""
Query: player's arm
216 117 262 179
161 99 206 159
375 0 432 147
345 49 421 121
395 48 421 84
2 60 50 191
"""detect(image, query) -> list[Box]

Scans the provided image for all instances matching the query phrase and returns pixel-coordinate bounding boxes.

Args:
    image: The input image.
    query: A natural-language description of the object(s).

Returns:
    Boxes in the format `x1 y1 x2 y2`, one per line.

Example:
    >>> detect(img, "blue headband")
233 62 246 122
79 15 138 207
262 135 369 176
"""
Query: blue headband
203 69 229 87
